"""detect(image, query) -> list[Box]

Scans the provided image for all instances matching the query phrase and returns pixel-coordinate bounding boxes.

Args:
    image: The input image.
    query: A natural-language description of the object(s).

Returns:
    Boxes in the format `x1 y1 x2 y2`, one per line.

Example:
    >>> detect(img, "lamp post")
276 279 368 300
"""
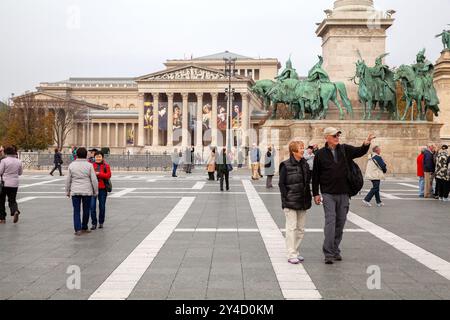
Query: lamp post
224 57 237 152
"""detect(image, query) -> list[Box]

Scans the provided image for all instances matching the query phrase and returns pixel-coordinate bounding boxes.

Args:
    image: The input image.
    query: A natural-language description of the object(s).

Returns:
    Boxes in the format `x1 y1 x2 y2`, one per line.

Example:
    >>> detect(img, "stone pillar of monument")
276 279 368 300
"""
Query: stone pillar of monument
434 50 450 141
316 0 394 118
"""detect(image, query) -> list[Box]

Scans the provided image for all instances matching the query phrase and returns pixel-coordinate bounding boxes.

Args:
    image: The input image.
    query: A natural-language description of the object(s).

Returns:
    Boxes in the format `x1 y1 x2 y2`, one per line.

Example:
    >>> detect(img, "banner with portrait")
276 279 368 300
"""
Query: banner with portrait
158 102 168 131
232 102 242 129
144 102 153 129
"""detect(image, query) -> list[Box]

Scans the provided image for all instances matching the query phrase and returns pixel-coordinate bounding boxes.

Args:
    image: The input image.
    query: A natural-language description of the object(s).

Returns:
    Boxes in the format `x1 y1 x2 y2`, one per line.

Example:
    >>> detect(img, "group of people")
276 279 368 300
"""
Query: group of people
65 147 112 236
279 127 376 265
417 143 450 201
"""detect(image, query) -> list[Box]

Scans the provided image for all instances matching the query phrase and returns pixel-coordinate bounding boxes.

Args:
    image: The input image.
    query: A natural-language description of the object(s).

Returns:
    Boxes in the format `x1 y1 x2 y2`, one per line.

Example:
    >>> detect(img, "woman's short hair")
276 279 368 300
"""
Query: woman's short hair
95 151 105 158
4 146 16 155
55 148 59 153
76 147 88 159
372 146 380 153
289 141 304 155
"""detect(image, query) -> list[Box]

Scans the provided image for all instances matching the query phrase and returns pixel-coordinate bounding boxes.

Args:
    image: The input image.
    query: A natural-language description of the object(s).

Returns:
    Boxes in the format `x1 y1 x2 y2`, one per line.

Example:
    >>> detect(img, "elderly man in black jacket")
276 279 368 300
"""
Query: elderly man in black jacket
279 141 312 265
313 128 375 264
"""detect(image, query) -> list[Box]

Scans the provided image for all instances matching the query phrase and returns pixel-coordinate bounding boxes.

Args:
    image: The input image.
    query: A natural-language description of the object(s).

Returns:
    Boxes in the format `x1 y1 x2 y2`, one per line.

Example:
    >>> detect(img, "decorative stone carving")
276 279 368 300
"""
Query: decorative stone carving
146 67 227 81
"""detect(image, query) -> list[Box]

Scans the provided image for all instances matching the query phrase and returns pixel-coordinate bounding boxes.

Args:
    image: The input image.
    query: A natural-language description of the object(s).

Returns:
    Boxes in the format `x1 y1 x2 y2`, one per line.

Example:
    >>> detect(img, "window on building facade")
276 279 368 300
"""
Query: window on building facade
254 69 260 80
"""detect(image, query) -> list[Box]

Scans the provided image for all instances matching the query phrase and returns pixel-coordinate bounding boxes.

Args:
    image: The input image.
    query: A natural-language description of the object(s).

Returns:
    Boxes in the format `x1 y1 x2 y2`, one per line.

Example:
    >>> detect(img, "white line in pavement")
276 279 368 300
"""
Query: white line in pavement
89 196 196 300
348 211 450 281
109 188 137 198
379 192 402 200
192 182 206 190
17 197 37 203
174 228 367 233
21 179 62 188
146 179 157 182
242 180 322 300
398 183 419 189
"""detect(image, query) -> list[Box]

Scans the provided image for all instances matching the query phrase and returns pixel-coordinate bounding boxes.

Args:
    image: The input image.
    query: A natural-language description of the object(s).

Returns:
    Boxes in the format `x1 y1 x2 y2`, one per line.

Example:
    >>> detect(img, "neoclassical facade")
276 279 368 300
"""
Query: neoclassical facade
37 52 279 154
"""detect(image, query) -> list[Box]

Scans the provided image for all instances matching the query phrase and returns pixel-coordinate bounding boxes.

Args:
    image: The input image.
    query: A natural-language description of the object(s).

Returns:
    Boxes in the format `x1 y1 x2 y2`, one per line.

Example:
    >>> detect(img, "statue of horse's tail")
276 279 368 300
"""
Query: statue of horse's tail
335 82 353 115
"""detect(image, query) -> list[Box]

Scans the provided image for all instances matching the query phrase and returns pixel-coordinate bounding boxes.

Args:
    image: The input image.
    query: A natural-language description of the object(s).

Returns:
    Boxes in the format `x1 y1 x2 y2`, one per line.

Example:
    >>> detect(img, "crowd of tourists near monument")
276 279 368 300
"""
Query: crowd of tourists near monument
417 143 450 201
65 147 112 236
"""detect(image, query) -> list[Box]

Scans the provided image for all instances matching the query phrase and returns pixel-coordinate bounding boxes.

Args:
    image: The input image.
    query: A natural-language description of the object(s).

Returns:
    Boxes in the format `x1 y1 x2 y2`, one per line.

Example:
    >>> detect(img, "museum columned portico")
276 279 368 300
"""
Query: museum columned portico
136 64 257 151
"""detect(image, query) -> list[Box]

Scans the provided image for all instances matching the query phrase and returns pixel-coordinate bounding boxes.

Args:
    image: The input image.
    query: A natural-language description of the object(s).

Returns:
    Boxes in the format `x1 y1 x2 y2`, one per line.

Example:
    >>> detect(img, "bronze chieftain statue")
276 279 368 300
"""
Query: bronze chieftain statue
352 52 398 120
394 49 440 120
436 27 450 51
252 56 353 120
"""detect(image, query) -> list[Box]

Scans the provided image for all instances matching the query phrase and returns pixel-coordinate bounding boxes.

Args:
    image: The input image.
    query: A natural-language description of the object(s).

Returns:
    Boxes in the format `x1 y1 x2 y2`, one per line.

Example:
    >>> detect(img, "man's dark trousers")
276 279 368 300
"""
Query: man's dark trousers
322 193 350 259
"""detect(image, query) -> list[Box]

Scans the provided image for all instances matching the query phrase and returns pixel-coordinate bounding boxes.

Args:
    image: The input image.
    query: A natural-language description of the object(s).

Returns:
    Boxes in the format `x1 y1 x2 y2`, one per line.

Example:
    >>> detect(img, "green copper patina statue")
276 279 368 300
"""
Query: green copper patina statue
436 27 450 51
352 52 398 120
394 49 440 121
307 56 330 83
275 56 299 82
252 56 353 120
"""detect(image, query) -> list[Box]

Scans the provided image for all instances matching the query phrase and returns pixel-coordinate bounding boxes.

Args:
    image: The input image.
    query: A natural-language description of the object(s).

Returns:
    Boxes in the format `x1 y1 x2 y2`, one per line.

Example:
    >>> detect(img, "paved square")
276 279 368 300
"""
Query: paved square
1 169 450 300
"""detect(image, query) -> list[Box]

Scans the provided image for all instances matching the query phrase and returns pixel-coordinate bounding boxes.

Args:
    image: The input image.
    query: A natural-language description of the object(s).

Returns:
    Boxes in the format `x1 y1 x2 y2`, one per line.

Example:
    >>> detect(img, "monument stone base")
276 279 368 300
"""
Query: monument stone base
261 120 443 175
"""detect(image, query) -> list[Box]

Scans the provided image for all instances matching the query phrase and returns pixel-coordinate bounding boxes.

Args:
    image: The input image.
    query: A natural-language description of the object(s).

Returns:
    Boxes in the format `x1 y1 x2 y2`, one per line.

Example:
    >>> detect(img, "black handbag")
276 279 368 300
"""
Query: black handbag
342 147 364 197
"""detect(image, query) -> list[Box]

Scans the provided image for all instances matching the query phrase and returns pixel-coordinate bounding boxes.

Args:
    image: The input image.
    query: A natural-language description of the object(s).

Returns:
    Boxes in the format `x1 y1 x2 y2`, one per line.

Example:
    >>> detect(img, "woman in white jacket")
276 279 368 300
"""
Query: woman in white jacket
363 146 387 207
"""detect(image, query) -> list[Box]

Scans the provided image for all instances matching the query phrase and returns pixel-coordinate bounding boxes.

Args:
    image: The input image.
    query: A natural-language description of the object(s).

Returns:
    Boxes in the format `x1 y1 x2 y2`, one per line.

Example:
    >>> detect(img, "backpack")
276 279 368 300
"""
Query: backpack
342 146 364 197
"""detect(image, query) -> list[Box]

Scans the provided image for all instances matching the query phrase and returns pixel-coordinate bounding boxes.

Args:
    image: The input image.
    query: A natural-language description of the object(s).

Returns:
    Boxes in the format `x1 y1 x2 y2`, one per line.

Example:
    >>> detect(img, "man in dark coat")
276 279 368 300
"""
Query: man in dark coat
312 127 374 264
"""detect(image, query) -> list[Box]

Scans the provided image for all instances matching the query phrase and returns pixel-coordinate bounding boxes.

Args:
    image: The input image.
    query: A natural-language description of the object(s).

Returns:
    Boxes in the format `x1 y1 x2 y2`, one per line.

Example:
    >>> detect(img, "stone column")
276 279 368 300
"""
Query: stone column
107 123 111 147
182 93 189 147
73 123 78 146
90 123 94 147
98 123 102 147
152 93 159 146
196 93 203 148
82 123 86 147
241 92 250 148
211 93 218 147
167 93 174 147
115 123 119 147
434 50 450 140
123 123 127 147
316 0 394 111
137 93 145 146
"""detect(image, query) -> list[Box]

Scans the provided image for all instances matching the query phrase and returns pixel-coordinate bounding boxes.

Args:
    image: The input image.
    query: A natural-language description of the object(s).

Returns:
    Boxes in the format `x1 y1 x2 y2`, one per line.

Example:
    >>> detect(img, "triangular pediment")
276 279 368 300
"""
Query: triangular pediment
136 64 244 81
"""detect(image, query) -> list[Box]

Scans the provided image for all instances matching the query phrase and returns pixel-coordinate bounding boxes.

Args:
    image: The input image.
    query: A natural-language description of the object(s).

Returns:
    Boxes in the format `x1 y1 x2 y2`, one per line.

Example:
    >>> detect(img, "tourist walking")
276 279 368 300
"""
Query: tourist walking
279 141 312 264
50 148 64 176
435 145 450 201
70 146 77 162
264 145 276 188
417 148 426 198
312 127 374 264
90 151 112 230
217 147 231 192
250 143 261 180
206 150 216 181
363 146 387 207
65 147 99 236
304 146 315 177
423 144 436 198
0 146 23 224
171 149 180 178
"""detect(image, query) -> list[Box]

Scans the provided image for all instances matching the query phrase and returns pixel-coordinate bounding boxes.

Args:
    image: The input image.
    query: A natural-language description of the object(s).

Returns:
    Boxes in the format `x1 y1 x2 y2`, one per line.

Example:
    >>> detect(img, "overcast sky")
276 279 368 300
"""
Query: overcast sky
1 0 449 101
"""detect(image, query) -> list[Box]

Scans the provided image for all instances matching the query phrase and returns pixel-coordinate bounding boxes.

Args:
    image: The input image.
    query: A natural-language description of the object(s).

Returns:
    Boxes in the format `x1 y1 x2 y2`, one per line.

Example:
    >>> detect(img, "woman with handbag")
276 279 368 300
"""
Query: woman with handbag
363 146 387 207
90 151 112 230
0 146 23 224
206 150 216 181
264 146 276 188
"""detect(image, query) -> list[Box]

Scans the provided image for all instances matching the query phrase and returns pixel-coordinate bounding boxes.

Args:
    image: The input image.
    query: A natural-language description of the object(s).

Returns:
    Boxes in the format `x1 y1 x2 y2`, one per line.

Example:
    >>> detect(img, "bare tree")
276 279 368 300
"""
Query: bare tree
49 95 87 150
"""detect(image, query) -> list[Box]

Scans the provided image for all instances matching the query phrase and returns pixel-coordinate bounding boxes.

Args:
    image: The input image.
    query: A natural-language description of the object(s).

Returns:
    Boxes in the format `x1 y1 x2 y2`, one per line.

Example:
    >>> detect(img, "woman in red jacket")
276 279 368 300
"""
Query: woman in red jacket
90 151 112 230
417 148 425 198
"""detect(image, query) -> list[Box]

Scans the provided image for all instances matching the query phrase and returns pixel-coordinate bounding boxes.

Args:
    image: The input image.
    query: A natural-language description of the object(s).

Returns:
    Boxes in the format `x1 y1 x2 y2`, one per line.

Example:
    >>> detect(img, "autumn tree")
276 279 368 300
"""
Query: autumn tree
4 94 54 151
